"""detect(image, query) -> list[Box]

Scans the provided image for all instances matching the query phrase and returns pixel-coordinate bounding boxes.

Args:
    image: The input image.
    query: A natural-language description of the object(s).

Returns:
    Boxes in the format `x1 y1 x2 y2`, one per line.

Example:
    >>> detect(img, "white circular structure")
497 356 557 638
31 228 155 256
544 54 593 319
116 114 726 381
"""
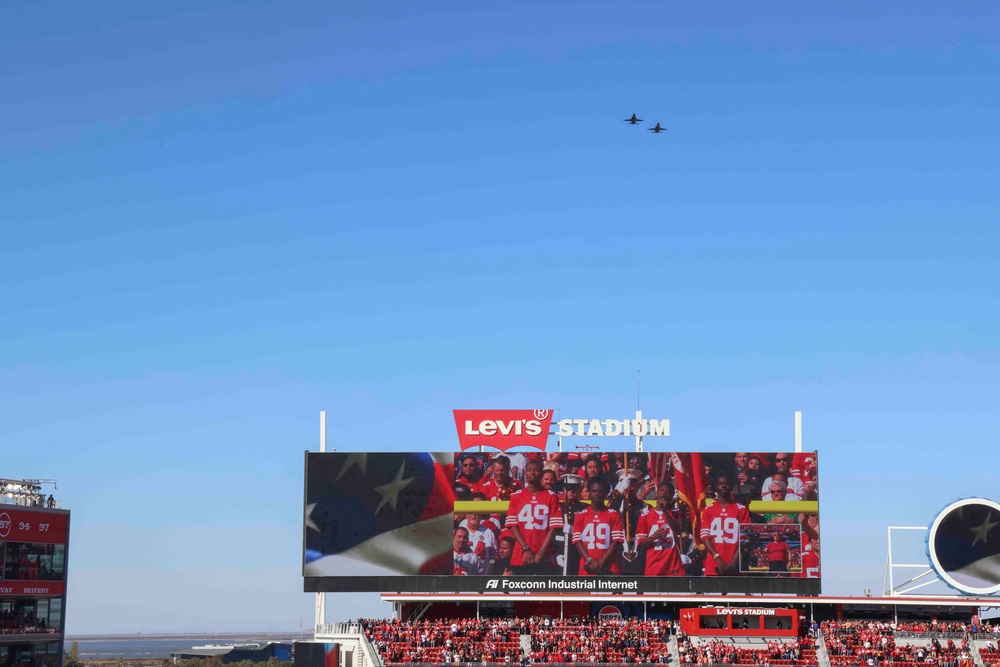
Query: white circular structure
926 497 1000 595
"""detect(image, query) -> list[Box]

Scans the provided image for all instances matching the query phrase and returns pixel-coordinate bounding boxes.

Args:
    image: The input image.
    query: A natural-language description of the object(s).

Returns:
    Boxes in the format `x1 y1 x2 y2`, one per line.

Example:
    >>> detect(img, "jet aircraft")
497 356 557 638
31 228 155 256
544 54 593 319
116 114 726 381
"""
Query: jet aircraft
623 114 643 125
647 123 667 133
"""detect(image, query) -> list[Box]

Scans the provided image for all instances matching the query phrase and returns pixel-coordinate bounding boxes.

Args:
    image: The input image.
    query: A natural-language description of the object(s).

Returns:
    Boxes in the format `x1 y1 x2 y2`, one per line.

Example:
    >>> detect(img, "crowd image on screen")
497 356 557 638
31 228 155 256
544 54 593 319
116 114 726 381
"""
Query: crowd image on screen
738 525 802 573
454 452 821 578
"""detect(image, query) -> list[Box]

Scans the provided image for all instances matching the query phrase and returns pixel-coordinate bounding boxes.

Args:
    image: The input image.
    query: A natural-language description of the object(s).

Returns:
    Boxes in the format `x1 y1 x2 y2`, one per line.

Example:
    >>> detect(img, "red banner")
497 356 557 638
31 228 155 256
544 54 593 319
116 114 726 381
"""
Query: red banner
0 581 65 596
453 410 553 451
0 507 69 545
671 452 707 545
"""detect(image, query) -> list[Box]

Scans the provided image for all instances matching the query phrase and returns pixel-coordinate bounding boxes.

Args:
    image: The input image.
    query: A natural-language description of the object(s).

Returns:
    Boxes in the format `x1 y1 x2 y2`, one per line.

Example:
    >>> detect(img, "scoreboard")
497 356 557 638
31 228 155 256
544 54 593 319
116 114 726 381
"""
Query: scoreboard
0 505 69 596
303 450 821 595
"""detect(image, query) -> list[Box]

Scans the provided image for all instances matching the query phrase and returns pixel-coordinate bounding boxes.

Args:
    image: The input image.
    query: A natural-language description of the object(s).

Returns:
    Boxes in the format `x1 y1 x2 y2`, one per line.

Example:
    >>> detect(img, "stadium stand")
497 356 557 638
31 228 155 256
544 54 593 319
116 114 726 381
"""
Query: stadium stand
526 617 674 664
676 634 816 666
361 617 523 665
820 621 976 667
975 638 999 667
361 615 833 666
349 613 1000 667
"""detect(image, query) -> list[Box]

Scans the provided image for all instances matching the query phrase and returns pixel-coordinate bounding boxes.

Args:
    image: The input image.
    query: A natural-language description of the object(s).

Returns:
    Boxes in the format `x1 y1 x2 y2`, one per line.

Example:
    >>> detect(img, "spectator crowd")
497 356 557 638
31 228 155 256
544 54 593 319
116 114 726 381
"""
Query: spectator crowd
821 621 974 667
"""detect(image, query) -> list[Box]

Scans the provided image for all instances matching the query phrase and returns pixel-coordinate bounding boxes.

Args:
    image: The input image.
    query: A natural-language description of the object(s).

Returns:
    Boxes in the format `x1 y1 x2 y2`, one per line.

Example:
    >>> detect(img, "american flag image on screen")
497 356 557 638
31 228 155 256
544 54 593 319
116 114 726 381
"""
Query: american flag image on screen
929 498 1000 594
304 452 455 576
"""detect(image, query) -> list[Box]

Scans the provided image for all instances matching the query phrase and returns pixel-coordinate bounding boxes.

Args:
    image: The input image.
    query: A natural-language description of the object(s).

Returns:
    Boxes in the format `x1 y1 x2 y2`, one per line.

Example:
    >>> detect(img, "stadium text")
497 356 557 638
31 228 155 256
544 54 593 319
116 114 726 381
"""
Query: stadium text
717 609 777 616
556 418 670 438
485 579 640 591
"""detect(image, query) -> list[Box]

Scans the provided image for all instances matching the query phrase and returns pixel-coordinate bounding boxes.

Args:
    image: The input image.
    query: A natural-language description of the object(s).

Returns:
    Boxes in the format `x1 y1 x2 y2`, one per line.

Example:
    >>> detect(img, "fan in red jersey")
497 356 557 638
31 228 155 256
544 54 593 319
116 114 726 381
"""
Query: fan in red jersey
505 460 563 575
636 481 686 576
800 536 821 578
456 454 486 494
479 455 523 501
766 532 791 572
699 475 751 575
573 476 625 575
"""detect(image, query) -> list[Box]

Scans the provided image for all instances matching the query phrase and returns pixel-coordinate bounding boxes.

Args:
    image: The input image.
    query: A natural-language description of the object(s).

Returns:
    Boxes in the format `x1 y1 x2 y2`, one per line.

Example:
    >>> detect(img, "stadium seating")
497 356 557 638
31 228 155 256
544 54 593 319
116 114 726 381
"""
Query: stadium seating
526 617 674 664
676 634 816 666
361 616 994 667
363 616 823 666
820 621 975 667
977 639 1000 667
362 618 522 664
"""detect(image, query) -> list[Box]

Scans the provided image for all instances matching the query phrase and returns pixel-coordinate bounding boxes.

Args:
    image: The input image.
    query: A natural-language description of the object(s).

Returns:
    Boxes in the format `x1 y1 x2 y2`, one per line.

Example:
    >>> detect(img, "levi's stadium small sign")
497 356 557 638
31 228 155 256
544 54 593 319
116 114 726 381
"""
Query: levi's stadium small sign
454 410 554 451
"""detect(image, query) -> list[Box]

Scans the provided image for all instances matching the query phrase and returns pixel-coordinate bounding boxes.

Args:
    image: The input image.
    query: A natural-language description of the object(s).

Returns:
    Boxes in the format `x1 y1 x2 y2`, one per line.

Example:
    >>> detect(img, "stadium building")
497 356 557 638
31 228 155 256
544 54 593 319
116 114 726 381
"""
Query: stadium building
0 477 68 667
297 410 1000 667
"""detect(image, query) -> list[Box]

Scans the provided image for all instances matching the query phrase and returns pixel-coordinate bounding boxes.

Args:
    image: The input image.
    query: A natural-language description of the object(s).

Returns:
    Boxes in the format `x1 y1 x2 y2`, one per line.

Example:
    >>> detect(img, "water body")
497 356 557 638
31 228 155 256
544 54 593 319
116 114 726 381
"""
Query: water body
65 635 305 660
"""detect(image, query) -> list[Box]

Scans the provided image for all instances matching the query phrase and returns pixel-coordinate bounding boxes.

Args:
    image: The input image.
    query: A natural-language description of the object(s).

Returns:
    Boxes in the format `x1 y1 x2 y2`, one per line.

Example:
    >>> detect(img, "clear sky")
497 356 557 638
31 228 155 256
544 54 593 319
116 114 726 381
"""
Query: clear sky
2 0 1000 634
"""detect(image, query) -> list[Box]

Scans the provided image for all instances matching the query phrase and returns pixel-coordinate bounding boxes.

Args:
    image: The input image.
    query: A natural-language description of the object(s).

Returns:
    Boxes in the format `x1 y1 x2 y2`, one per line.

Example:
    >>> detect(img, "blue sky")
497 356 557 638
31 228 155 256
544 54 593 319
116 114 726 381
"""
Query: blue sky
2 0 1000 634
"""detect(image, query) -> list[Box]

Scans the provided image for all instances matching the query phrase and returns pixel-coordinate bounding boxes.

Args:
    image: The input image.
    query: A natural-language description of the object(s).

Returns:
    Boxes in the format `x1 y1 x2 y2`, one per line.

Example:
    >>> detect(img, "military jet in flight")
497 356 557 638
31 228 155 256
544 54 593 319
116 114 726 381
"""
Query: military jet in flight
623 114 643 125
647 123 667 133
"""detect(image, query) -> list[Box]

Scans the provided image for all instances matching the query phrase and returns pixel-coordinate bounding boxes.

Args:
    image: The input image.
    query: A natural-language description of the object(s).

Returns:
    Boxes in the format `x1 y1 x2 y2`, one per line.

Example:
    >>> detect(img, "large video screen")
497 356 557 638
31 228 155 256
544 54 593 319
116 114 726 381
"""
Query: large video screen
303 451 820 593
0 506 70 596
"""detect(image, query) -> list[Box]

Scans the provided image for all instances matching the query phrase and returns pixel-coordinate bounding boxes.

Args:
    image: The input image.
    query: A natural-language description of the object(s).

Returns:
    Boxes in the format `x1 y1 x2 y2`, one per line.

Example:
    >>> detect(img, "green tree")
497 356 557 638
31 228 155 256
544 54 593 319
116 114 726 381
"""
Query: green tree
65 641 83 667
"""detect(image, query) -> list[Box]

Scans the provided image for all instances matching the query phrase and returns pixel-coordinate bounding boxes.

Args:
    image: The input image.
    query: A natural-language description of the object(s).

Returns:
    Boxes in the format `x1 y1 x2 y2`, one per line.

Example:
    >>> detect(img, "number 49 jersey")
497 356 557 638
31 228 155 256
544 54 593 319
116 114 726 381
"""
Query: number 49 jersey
699 501 751 575
635 508 685 576
505 489 563 566
572 506 625 575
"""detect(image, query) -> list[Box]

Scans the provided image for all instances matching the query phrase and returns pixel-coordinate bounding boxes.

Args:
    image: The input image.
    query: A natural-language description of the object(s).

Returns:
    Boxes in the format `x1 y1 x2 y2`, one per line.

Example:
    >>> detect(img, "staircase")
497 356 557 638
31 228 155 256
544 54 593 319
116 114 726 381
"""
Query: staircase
971 640 989 667
815 630 833 667
520 633 533 662
667 634 681 665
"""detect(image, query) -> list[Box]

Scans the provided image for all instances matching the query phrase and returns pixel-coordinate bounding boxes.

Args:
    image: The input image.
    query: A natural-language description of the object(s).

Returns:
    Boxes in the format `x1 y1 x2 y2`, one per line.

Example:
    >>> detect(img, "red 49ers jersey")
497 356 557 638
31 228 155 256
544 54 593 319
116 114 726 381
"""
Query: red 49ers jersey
479 477 522 501
572 506 625 575
800 543 820 578
635 508 685 576
504 489 563 566
699 501 750 575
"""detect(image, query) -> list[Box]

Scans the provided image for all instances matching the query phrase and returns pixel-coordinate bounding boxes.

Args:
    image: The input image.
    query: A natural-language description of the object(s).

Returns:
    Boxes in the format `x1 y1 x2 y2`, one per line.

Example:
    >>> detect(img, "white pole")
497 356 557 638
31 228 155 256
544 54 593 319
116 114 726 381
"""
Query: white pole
794 411 802 453
320 411 327 453
635 409 643 453
316 410 328 632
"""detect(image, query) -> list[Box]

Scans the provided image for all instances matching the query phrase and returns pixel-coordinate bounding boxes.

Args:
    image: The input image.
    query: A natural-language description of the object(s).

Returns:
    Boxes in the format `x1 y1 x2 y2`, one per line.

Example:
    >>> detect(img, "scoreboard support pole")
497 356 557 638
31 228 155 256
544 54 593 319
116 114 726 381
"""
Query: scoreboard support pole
795 411 802 453
315 411 328 632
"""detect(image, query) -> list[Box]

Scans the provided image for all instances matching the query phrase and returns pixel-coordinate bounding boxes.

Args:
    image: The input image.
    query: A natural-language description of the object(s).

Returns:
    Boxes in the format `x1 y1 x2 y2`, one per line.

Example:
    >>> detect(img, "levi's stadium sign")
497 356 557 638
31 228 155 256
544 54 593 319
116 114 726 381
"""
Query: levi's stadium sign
453 409 670 451
454 410 554 451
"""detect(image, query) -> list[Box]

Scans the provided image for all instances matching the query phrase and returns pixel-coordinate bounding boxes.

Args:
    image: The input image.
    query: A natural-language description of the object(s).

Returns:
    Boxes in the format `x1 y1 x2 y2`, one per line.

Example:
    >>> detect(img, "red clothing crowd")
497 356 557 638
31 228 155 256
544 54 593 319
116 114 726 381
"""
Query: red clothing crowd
526 618 674 664
361 617 522 665
821 621 971 667
676 636 815 666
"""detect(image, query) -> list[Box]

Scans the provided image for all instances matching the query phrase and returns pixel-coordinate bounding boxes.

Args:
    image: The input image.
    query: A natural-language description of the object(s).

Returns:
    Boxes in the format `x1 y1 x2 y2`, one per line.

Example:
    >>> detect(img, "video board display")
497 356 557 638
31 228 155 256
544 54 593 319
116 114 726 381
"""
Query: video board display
303 451 820 594
0 506 70 596
927 497 1000 595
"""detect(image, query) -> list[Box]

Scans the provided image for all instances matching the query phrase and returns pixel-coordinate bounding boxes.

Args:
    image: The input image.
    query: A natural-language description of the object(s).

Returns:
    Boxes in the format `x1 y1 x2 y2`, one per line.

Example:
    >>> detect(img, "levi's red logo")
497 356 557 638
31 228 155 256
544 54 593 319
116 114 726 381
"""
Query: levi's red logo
453 409 553 451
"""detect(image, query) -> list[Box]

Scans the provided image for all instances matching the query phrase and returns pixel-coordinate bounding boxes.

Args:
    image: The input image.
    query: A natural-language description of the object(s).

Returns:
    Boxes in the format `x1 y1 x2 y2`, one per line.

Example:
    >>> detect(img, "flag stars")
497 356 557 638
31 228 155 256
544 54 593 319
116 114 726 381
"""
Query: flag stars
970 511 999 546
374 462 415 515
336 452 368 481
305 503 320 533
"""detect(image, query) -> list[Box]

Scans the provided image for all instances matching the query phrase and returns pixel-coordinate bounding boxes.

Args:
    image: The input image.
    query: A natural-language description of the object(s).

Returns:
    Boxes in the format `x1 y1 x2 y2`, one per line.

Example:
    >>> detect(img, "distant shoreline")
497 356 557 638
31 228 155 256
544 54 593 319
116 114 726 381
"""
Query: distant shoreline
66 632 307 642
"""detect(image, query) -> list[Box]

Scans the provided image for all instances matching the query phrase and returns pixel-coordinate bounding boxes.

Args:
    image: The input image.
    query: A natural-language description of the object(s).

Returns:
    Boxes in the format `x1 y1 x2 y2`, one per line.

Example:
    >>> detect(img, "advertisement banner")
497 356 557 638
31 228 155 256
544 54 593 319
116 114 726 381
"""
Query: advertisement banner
0 581 65 596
